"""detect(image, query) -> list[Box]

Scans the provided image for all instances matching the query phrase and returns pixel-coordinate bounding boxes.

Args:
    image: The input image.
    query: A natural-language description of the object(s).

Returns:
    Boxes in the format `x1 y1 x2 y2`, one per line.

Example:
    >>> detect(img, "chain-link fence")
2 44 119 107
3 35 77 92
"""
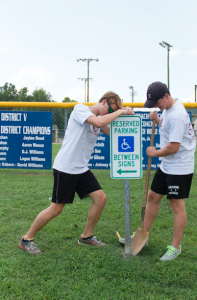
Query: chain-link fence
1 104 197 172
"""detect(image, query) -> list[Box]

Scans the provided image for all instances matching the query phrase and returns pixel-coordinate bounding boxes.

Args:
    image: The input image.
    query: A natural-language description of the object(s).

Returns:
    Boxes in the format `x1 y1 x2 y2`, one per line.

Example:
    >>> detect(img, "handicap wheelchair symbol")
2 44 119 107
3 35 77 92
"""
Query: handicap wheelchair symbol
118 136 134 152
121 139 131 150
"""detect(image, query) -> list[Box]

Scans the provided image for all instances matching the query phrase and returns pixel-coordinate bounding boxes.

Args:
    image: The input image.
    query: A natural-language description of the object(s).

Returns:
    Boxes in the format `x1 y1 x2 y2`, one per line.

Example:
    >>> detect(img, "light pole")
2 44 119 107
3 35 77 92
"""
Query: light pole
159 41 173 90
195 85 197 103
128 86 137 102
129 86 134 102
77 58 99 102
78 78 93 102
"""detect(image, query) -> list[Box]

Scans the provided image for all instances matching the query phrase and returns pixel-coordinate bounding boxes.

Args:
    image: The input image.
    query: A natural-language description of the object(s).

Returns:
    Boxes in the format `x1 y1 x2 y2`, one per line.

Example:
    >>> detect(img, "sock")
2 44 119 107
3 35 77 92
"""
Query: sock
81 235 93 240
22 236 34 242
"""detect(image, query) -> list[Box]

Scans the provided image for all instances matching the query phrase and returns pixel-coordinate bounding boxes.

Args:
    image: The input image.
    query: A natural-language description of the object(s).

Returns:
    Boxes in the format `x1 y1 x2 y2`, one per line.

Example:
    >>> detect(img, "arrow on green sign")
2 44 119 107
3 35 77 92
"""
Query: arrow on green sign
117 169 137 175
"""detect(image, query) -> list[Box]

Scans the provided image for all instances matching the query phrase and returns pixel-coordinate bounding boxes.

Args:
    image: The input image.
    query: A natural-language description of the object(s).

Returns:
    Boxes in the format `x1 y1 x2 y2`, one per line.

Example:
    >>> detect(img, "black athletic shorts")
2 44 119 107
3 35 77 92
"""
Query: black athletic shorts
151 167 193 199
52 169 102 204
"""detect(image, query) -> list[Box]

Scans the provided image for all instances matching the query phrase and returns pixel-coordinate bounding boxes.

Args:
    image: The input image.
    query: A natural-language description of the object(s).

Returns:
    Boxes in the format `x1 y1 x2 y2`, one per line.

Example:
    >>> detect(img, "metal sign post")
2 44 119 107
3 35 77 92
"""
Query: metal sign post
110 115 142 255
124 179 131 254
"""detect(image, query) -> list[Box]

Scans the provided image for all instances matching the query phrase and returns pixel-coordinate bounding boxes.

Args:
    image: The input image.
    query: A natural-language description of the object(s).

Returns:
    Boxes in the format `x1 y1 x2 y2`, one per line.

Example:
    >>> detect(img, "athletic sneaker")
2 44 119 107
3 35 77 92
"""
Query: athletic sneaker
160 245 181 261
19 236 42 255
78 235 106 247
119 232 148 246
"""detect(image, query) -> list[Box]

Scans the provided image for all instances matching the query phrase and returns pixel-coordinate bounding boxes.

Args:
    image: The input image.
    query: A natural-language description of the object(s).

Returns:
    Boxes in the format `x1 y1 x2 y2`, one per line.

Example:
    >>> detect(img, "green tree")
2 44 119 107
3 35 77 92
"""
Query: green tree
32 88 52 102
0 83 18 102
18 87 33 102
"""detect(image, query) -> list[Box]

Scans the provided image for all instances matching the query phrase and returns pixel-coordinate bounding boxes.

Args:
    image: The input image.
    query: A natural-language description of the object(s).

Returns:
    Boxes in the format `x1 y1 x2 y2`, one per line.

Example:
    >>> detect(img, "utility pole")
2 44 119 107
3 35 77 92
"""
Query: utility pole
77 58 99 102
129 86 134 102
195 85 197 103
159 41 173 90
128 86 137 102
78 78 93 102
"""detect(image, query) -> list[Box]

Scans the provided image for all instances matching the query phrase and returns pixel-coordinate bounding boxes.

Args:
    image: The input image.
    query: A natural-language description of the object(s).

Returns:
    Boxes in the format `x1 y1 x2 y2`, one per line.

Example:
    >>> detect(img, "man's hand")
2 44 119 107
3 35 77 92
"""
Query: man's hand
149 111 160 126
146 146 157 157
149 111 158 120
146 142 180 158
121 107 135 115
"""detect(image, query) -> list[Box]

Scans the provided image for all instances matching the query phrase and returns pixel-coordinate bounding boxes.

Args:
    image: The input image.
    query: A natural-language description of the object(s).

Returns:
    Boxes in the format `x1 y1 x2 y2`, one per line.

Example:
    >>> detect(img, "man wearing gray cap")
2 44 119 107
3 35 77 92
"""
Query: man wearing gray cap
143 81 196 261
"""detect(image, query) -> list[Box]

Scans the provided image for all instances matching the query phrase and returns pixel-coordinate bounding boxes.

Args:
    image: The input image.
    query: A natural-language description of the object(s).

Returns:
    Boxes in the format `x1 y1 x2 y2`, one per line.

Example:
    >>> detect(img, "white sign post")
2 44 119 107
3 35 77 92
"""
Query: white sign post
110 115 142 255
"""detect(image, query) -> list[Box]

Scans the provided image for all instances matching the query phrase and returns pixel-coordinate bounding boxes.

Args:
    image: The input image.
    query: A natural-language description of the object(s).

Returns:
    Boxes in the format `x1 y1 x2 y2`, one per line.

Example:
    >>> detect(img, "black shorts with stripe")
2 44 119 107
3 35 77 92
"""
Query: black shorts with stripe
52 169 102 204
151 167 193 199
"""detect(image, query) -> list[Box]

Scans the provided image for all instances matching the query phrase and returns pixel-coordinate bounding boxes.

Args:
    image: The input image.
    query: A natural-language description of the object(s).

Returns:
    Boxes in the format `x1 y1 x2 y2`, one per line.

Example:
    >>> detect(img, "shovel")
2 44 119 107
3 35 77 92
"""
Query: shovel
131 119 156 256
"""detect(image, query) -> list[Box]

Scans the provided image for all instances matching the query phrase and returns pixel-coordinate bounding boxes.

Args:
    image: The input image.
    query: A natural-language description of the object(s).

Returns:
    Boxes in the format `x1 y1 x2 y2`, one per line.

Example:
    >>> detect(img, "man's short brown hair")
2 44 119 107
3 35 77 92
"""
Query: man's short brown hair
99 91 122 109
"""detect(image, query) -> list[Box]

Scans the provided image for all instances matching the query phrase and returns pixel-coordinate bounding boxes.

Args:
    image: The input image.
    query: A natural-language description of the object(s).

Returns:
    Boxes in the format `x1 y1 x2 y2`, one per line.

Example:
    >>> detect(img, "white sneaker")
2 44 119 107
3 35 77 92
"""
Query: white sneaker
160 245 181 261
119 232 148 245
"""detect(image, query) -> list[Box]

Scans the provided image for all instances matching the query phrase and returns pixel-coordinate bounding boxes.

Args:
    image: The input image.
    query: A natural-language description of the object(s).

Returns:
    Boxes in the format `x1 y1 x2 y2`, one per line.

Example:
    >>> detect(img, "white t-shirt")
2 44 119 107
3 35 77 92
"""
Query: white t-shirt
53 104 100 174
159 101 196 175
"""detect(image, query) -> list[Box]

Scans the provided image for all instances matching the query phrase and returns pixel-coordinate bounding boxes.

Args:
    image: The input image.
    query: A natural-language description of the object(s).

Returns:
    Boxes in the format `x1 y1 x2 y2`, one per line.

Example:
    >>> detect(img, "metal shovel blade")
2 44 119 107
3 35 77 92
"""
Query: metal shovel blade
131 228 149 256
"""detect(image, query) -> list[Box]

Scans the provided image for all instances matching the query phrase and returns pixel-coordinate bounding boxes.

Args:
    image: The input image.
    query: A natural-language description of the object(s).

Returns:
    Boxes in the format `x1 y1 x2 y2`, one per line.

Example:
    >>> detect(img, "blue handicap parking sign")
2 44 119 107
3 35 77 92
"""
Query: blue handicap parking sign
118 136 134 152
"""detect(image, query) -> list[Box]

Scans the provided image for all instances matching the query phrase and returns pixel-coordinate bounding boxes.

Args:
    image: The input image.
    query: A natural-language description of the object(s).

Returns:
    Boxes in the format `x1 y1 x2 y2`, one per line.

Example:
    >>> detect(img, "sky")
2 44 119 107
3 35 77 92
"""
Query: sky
0 0 197 104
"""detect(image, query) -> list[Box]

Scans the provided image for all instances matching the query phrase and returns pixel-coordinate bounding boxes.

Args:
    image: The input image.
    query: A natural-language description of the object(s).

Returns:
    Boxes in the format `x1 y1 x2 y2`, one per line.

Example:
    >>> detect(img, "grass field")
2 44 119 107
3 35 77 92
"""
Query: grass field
0 145 197 299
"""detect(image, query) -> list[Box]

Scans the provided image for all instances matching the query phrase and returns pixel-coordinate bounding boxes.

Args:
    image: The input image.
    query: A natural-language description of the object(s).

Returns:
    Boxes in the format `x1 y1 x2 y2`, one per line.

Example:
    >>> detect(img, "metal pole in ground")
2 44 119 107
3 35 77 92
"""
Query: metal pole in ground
65 109 67 132
124 179 131 255
85 79 87 102
87 60 89 102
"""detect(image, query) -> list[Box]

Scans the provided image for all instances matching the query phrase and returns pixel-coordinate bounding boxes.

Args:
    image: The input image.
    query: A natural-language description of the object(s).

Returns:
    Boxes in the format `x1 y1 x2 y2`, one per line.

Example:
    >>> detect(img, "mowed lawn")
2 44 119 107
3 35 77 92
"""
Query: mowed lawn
0 145 197 300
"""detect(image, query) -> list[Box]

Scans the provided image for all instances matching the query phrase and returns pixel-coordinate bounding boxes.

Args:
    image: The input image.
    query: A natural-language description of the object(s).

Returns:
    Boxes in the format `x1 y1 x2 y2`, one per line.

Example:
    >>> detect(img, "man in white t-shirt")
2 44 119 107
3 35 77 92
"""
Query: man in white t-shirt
142 81 196 261
19 91 134 254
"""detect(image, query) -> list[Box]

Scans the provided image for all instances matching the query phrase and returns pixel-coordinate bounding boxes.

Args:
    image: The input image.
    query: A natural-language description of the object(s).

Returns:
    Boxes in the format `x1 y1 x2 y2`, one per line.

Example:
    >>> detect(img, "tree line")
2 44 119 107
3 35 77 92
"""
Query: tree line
0 82 76 103
0 83 76 130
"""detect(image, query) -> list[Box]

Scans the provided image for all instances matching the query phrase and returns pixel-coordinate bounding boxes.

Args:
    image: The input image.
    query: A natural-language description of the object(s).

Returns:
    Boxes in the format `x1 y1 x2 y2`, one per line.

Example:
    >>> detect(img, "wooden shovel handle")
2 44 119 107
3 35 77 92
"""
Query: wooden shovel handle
141 119 156 226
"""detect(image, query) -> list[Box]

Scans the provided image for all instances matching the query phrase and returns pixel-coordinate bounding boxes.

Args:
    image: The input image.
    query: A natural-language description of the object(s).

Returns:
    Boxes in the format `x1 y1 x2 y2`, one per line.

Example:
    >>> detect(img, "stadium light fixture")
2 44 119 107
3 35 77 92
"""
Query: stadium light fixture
159 41 173 90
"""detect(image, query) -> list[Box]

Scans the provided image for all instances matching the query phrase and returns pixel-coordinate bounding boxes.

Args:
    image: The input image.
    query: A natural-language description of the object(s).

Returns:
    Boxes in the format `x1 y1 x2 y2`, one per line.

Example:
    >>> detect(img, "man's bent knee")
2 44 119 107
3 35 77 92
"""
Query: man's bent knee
147 190 163 205
100 193 107 207
90 190 107 207
48 203 65 217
